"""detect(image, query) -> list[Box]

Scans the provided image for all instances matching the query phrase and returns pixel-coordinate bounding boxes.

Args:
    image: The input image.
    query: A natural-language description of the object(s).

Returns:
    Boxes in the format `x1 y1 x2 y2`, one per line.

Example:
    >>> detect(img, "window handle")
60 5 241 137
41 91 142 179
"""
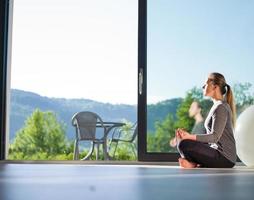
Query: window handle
139 68 143 95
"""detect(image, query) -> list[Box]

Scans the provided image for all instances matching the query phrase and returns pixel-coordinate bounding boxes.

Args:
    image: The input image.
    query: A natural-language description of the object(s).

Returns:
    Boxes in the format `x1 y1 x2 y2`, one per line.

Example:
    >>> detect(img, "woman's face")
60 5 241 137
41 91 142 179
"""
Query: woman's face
189 102 200 117
202 76 216 98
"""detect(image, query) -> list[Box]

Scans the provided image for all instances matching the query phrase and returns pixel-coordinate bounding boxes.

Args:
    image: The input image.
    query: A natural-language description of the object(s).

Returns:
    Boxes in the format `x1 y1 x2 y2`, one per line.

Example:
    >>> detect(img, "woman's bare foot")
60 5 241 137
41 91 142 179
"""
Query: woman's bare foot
178 158 199 168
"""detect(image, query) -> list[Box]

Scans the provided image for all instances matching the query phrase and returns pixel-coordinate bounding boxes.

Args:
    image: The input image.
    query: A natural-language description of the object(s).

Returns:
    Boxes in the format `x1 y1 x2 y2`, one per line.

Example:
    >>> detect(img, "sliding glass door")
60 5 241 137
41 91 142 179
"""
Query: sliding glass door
138 0 254 161
4 0 138 161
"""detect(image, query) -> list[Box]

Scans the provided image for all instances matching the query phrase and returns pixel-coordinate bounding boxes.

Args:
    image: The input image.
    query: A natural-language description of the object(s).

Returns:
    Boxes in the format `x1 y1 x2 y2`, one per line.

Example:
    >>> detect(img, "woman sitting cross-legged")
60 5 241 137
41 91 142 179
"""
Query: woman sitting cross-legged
176 72 237 168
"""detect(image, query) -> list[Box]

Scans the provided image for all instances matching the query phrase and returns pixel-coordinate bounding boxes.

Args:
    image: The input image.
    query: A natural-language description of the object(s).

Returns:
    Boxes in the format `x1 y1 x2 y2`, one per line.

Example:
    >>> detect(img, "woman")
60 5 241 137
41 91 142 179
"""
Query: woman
176 72 237 168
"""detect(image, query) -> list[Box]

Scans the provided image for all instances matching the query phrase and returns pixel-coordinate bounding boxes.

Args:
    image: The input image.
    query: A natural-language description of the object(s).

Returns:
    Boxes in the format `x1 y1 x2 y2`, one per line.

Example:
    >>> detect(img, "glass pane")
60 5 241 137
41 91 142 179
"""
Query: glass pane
147 0 254 153
8 0 138 160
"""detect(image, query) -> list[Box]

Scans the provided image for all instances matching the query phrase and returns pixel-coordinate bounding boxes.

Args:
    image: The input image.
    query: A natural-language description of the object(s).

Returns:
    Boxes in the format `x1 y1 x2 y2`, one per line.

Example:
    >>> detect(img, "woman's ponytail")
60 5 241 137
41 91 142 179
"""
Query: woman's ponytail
226 84 236 127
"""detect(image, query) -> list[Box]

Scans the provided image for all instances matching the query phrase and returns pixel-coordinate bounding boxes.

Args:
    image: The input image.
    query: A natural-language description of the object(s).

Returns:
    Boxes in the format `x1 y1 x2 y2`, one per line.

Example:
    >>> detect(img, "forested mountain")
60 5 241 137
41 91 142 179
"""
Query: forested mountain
9 89 181 141
147 98 182 131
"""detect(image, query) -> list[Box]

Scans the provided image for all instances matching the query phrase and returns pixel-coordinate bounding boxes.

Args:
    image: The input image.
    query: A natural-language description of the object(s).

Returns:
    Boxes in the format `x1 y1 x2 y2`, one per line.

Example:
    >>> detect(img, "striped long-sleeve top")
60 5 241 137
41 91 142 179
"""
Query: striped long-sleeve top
196 100 237 163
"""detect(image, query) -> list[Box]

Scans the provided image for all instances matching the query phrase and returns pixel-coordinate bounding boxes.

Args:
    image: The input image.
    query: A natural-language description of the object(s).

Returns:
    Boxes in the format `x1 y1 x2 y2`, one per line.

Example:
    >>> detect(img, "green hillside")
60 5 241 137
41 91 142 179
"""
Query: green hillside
9 89 181 141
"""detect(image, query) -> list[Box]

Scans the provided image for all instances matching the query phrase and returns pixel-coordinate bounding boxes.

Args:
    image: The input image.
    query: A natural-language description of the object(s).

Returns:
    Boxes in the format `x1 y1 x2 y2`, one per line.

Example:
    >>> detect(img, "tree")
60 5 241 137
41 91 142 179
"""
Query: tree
9 109 67 160
232 82 254 115
147 114 175 152
174 93 195 132
233 82 254 106
188 86 203 100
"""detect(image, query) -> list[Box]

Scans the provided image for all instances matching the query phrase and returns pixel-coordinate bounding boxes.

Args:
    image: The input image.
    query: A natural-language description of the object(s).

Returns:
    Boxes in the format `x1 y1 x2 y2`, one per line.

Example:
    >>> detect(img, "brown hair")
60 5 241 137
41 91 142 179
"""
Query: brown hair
209 72 236 127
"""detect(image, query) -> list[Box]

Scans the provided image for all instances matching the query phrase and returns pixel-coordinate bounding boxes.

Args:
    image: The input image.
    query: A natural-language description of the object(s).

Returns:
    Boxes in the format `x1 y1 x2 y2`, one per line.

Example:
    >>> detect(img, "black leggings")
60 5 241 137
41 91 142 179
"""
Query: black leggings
177 139 235 168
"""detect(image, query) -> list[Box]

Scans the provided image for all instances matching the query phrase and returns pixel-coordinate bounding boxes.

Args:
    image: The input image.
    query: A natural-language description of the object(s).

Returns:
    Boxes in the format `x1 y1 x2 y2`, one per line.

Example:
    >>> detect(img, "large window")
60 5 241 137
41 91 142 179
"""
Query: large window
138 0 254 161
6 0 138 160
2 0 254 162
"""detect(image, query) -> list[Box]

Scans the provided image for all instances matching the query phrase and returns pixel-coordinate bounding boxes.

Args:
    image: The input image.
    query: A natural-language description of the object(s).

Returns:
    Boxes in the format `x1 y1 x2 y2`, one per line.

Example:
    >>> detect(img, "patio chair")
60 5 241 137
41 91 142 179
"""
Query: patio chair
109 122 137 159
71 111 106 160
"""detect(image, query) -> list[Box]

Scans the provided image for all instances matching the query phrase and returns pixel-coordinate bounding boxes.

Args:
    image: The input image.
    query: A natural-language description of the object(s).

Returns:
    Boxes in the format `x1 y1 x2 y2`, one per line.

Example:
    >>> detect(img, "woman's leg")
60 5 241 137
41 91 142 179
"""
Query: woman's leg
177 139 234 168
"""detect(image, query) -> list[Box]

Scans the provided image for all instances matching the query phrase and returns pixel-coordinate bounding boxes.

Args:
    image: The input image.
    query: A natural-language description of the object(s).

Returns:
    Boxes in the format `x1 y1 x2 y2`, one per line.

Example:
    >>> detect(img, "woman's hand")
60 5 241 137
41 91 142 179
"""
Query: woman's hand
176 128 196 141
169 137 177 147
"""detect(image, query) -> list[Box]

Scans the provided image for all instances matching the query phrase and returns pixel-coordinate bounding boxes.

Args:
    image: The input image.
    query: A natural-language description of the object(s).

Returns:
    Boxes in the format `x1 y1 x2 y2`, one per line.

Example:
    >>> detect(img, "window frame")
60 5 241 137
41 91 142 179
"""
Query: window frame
137 0 179 162
0 0 11 160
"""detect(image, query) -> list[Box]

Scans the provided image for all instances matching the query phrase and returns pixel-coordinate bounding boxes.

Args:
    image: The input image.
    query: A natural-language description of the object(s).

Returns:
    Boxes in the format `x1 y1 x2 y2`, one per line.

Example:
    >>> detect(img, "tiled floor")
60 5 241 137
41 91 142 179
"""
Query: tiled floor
0 163 254 200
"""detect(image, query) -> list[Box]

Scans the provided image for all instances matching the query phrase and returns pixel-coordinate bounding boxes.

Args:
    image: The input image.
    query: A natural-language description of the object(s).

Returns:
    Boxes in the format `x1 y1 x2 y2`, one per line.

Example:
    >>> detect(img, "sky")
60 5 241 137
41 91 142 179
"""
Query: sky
147 0 254 103
11 0 138 104
10 0 254 104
